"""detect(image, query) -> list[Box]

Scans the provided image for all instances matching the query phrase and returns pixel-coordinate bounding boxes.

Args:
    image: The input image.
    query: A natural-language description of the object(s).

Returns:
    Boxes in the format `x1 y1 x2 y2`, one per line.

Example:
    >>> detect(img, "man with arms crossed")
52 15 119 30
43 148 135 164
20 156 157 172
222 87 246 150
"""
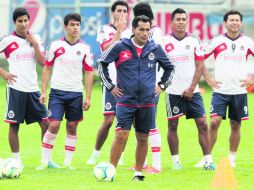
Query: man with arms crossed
98 16 174 181
164 8 215 170
36 13 94 170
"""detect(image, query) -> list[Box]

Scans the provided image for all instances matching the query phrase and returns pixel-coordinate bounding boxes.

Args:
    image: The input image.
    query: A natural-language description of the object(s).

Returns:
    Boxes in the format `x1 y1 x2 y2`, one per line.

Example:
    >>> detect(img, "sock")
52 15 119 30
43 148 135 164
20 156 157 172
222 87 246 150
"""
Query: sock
12 152 21 162
134 171 143 176
204 154 213 163
149 128 161 169
92 149 100 158
172 155 180 163
42 130 57 164
64 134 77 165
229 151 236 162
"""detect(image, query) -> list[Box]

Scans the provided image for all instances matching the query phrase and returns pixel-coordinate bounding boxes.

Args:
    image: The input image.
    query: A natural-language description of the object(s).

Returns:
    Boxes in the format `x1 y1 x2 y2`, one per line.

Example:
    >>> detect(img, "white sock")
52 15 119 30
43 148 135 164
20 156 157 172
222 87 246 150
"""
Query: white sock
64 134 77 165
229 151 236 162
149 128 161 169
172 155 180 163
42 130 57 164
204 154 213 163
12 152 21 162
93 149 100 157
134 171 143 176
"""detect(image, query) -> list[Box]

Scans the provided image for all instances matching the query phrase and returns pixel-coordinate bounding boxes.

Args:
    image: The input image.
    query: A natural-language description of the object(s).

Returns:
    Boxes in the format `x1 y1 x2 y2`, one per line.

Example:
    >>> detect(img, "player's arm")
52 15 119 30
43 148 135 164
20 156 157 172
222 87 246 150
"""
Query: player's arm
156 45 175 95
0 66 17 85
40 65 52 104
83 70 93 111
98 42 122 97
100 14 126 51
26 34 45 66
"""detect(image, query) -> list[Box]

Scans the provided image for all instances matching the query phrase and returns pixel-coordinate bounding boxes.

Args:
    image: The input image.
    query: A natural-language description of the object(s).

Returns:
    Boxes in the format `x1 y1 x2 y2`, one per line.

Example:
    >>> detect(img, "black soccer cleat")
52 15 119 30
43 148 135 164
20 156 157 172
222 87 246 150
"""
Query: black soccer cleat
132 175 145 181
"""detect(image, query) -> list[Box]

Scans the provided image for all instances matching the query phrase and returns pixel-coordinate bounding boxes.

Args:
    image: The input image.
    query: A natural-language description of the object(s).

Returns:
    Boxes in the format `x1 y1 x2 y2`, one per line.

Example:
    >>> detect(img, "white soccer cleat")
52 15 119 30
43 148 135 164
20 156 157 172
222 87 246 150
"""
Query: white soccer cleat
86 154 99 165
194 158 205 168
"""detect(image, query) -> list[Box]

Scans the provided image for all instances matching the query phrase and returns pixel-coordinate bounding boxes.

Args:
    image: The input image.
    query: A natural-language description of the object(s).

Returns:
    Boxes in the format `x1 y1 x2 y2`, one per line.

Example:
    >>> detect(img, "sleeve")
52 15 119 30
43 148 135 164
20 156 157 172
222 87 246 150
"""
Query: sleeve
45 43 55 66
97 26 114 51
83 46 94 71
151 28 164 46
246 37 254 59
0 36 7 53
156 44 175 88
204 38 216 60
193 37 204 61
97 42 120 91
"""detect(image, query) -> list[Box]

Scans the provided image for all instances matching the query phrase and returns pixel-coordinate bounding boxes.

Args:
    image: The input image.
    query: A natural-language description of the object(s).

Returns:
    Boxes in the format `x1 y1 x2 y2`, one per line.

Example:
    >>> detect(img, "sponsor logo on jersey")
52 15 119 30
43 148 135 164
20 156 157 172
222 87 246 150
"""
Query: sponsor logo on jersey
8 110 15 119
148 52 155 60
173 106 179 114
105 102 112 110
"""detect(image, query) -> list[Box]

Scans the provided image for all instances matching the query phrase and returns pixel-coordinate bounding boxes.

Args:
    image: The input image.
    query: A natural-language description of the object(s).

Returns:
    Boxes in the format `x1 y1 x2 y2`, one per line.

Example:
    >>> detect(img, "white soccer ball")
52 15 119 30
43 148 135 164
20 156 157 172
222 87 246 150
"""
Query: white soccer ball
94 162 116 182
2 158 22 179
0 158 6 179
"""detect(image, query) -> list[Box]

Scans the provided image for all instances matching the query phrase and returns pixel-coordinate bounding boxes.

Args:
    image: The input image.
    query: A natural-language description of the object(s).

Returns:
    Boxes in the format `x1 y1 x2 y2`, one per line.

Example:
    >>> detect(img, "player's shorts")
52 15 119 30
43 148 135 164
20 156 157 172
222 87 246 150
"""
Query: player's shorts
5 87 48 124
210 92 248 122
48 88 83 122
166 92 206 120
116 105 155 134
102 86 116 115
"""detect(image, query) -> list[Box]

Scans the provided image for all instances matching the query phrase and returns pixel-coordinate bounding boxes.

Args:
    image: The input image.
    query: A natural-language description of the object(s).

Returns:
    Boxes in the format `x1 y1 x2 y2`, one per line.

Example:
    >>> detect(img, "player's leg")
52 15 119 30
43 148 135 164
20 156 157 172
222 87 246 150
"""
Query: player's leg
110 106 133 167
166 93 184 170
5 87 27 167
228 94 248 167
87 86 116 165
63 92 83 169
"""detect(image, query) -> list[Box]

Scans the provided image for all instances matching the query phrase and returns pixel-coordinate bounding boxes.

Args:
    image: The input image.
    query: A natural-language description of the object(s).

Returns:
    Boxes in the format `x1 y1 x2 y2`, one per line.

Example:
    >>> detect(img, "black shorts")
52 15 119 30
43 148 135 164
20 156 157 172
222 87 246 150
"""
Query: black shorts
5 87 48 124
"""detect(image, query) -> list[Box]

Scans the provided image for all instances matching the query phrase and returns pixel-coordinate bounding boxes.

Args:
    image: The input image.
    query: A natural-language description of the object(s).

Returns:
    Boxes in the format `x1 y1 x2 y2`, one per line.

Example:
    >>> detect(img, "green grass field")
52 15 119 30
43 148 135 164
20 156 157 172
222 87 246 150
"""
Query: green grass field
0 78 253 190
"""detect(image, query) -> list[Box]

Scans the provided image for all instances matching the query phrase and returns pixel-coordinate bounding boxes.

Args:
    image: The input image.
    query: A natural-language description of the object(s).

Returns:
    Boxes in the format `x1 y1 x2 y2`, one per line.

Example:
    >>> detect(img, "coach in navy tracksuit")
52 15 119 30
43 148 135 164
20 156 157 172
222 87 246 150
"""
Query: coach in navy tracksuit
98 15 174 181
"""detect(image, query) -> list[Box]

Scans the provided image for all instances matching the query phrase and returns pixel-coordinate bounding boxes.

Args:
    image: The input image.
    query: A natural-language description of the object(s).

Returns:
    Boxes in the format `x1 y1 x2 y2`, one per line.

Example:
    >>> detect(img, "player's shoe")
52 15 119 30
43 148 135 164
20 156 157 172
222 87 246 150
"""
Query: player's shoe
145 167 161 174
204 162 216 171
132 175 145 181
63 164 76 170
194 158 205 168
172 161 182 170
36 162 48 171
48 161 61 169
86 154 99 165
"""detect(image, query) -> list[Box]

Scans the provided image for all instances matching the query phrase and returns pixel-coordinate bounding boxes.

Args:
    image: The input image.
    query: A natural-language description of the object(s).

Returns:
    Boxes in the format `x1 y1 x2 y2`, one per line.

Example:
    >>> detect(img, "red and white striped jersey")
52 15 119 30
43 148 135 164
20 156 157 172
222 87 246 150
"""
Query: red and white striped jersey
164 33 204 95
0 32 44 92
97 24 132 85
45 37 93 92
204 33 254 95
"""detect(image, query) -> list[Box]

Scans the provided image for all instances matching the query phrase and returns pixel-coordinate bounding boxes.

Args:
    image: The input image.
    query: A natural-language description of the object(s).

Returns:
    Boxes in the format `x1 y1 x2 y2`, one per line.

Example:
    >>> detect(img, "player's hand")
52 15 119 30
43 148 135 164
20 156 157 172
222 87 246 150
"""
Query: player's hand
240 75 254 88
26 33 38 47
111 86 123 98
115 13 126 33
83 98 91 111
2 72 17 85
207 78 221 89
182 87 194 101
39 93 47 104
154 85 162 97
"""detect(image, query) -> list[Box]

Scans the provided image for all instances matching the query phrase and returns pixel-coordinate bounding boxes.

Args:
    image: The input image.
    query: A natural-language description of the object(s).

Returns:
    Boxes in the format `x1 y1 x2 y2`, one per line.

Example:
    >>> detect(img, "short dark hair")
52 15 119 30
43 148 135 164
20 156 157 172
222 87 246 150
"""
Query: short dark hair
223 10 243 22
171 8 187 21
111 0 129 12
132 15 151 29
13 7 30 22
133 2 154 20
64 13 81 26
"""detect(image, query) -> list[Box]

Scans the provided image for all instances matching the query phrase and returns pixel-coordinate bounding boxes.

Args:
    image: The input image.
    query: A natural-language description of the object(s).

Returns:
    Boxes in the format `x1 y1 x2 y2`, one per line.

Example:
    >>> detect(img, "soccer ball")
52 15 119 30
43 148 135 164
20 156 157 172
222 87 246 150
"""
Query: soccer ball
2 158 22 179
0 158 6 179
93 162 116 182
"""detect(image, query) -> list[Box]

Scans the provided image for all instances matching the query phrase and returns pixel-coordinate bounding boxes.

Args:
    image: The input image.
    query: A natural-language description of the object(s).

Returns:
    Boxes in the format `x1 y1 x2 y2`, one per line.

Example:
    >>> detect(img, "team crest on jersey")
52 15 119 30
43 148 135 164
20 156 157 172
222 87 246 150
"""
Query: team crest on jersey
8 110 15 119
240 46 244 51
105 102 112 110
148 52 155 60
185 45 190 49
47 110 52 117
210 105 214 113
76 50 81 55
173 106 179 114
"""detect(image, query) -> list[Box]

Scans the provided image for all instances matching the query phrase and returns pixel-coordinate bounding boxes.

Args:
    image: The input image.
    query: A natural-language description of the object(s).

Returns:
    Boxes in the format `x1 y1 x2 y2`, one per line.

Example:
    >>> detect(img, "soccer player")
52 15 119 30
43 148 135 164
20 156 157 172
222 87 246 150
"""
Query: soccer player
36 13 94 170
163 8 215 170
0 7 49 168
133 2 164 173
86 0 132 165
201 10 254 168
98 15 174 181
